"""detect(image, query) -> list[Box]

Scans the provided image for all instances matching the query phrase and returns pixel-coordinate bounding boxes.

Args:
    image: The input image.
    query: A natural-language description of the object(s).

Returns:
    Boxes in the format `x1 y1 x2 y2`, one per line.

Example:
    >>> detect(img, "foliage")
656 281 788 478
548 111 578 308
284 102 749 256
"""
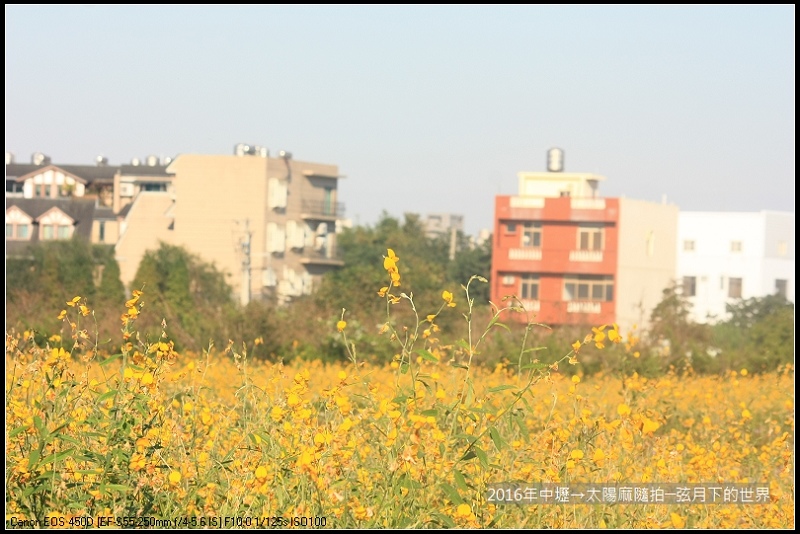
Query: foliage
130 243 239 351
4 252 794 528
6 238 125 347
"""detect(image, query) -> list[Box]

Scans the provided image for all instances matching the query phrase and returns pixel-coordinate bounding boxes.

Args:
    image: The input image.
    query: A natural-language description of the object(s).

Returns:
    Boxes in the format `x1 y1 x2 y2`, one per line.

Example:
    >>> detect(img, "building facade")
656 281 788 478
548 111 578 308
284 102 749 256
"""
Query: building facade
490 158 677 330
7 147 347 307
677 211 794 323
116 149 345 306
5 152 172 253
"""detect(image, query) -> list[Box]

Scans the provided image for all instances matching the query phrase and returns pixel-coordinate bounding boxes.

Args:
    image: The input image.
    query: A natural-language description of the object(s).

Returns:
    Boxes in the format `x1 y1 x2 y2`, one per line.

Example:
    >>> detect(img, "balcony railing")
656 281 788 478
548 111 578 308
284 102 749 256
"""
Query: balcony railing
569 250 603 262
298 246 344 266
301 200 345 219
517 299 541 313
510 196 545 208
509 248 542 261
570 198 606 210
567 301 601 314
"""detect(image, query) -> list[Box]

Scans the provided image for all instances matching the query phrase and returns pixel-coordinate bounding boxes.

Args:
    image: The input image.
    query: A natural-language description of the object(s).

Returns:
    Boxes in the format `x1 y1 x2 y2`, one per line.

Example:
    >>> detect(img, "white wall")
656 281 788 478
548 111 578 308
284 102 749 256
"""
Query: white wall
677 211 794 323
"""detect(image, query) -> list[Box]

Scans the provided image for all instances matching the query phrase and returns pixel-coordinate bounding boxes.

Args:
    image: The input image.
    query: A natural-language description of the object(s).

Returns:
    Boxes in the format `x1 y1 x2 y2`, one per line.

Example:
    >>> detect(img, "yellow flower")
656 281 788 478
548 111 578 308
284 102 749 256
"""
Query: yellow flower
670 513 686 529
66 296 81 307
641 417 661 435
337 320 347 332
255 465 268 482
570 449 584 460
617 403 631 417
57 310 67 320
608 326 621 343
168 471 182 486
455 503 473 519
571 340 581 353
442 290 456 307
377 286 389 297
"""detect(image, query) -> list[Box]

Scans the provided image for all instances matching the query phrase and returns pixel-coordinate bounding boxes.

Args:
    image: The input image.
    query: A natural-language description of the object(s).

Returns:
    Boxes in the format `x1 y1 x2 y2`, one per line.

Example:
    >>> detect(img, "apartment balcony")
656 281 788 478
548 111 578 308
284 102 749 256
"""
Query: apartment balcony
509 196 545 209
301 200 345 220
509 247 542 261
517 299 541 313
570 198 606 210
569 250 603 262
566 301 602 314
298 246 345 267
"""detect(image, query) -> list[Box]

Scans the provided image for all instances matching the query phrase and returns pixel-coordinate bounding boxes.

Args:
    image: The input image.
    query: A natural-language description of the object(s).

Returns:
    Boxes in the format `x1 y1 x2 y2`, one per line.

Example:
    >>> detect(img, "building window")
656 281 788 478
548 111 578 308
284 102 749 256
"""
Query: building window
564 275 613 302
141 183 167 192
99 221 106 242
505 222 516 234
683 240 695 252
323 187 334 216
42 224 55 240
520 274 539 300
728 277 742 299
502 275 515 286
682 276 697 297
577 225 603 251
521 222 541 248
17 224 29 239
730 241 742 253
35 184 44 197
5 224 12 238
775 279 788 299
58 225 71 239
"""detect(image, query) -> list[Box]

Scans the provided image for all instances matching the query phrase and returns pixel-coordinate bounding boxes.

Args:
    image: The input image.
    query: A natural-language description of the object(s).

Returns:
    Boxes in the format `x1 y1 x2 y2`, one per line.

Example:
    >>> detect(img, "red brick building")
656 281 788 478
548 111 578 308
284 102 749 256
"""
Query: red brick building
490 155 678 330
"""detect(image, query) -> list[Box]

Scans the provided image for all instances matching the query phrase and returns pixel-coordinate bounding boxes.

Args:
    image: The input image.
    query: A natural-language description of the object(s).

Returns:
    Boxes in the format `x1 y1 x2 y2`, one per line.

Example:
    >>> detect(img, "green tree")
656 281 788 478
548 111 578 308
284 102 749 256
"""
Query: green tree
648 281 711 368
131 243 238 350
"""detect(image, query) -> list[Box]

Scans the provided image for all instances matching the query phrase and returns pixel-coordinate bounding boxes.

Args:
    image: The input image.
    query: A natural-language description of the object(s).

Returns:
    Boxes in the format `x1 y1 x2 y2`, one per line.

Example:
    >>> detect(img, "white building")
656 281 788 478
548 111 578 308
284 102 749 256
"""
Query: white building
677 211 794 323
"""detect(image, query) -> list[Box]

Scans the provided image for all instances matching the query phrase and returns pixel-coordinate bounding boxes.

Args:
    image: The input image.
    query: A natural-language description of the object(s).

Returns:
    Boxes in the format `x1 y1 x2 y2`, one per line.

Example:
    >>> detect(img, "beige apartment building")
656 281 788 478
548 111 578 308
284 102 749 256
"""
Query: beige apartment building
115 149 345 305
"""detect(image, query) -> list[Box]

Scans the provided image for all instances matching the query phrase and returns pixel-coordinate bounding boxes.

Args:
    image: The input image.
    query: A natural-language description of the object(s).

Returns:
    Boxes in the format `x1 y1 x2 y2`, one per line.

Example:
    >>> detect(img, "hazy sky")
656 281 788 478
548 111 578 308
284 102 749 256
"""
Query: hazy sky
6 6 795 235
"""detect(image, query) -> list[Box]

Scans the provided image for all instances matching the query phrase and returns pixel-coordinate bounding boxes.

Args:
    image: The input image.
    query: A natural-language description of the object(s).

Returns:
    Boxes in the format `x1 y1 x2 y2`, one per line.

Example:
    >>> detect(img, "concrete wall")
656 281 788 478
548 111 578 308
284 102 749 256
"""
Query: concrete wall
114 192 175 289
615 198 679 331
677 211 794 323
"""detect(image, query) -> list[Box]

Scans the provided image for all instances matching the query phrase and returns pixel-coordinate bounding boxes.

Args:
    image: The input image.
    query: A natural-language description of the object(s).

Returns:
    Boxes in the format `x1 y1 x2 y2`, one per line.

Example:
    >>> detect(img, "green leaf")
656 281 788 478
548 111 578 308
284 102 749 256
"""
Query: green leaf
489 427 506 451
460 449 477 462
28 448 41 469
521 346 548 354
33 416 45 438
440 483 463 505
8 425 27 438
399 362 409 374
520 362 549 370
420 409 438 417
99 353 122 366
100 483 131 493
96 390 118 404
414 349 439 362
430 513 456 529
473 446 489 469
40 448 76 465
488 385 517 393
453 469 468 492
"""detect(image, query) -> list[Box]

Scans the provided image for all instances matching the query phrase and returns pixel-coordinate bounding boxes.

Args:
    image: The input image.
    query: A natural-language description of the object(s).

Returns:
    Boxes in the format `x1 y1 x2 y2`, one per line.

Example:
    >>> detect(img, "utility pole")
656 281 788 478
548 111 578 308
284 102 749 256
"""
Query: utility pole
240 219 252 306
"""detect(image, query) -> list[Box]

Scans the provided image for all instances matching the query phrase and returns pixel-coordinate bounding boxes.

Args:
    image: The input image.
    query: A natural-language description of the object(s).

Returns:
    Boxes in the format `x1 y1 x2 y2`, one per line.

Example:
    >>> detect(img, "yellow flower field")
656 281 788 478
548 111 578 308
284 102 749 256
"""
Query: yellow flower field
4 253 795 528
5 336 794 528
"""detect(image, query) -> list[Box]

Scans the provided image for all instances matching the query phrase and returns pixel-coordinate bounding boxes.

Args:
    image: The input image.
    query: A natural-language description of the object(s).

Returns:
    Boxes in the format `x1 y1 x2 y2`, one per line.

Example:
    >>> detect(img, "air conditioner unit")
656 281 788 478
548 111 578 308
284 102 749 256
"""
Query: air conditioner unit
119 183 135 197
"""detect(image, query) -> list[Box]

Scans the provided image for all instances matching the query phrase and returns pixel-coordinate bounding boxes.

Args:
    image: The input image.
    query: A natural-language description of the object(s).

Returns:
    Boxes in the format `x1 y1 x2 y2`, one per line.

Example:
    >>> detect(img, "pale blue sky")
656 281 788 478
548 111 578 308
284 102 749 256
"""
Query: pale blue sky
6 6 795 235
